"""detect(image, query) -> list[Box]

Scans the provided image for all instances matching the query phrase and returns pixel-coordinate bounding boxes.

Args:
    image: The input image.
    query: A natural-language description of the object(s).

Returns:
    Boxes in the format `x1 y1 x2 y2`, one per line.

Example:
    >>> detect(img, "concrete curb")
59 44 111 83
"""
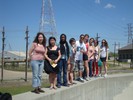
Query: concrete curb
13 73 133 100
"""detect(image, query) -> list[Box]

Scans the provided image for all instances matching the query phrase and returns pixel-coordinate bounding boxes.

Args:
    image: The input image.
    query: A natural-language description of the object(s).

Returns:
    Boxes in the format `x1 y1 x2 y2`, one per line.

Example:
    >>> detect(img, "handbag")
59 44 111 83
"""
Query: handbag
98 60 102 67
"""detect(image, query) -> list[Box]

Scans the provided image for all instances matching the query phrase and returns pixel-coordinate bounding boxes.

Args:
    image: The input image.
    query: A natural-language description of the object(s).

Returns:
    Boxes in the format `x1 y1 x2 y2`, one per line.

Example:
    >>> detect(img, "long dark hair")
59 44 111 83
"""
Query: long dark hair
33 32 46 47
59 33 69 58
48 36 56 48
89 38 94 46
101 39 109 49
94 40 99 47
60 34 67 44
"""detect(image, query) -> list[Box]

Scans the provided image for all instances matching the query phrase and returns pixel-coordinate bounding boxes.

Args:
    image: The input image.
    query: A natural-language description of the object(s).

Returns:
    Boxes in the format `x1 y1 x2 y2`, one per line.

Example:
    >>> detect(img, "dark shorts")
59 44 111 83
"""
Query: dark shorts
100 57 106 62
83 54 88 61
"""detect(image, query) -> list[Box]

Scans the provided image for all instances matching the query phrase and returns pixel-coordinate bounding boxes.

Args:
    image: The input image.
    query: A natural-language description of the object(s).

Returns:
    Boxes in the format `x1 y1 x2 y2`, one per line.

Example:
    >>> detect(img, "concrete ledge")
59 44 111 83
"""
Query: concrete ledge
13 73 133 100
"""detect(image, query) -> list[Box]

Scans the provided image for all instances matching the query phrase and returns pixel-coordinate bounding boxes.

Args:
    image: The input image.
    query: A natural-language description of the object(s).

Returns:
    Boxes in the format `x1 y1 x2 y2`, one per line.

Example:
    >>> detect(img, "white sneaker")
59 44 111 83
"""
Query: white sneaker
85 77 90 81
79 77 84 82
98 74 102 77
104 74 108 78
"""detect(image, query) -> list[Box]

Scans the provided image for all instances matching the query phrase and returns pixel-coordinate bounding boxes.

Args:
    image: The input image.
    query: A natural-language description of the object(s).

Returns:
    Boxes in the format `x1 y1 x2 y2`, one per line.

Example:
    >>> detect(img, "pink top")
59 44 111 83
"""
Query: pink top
88 46 94 60
85 42 89 52
31 43 45 60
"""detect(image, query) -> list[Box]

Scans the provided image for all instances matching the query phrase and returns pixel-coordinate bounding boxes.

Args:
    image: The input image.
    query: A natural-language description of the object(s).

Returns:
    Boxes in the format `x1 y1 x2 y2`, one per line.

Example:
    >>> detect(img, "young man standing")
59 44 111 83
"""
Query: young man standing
75 34 87 82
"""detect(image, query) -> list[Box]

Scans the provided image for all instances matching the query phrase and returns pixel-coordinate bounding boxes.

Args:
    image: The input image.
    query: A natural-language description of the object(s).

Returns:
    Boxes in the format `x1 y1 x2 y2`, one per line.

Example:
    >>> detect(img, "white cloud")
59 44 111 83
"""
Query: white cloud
95 0 100 4
104 3 115 9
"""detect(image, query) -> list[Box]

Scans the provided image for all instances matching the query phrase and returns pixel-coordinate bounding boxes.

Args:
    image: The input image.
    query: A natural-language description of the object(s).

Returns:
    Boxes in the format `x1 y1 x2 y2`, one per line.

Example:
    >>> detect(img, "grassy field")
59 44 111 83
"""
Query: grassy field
0 80 50 95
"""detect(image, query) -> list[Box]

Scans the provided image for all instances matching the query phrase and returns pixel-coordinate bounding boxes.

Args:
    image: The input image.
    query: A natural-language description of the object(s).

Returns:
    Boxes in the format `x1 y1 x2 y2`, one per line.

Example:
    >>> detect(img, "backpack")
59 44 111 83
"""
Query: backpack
0 92 12 100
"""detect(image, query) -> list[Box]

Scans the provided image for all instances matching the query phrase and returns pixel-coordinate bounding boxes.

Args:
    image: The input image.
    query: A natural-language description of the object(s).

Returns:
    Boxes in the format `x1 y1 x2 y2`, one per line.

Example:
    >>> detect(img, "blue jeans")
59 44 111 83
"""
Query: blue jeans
88 60 93 77
31 60 44 88
57 59 67 86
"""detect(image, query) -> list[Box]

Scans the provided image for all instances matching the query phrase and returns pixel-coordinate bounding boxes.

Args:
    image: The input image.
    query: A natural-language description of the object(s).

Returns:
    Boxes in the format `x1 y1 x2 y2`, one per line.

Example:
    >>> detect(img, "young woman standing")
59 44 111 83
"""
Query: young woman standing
29 32 46 94
88 38 95 77
57 34 70 87
44 37 61 89
100 39 109 77
93 40 100 77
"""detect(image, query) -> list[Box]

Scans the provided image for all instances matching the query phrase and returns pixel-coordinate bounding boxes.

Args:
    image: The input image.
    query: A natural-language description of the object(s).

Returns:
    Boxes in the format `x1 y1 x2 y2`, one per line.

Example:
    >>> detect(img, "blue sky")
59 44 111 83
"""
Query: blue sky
0 0 133 52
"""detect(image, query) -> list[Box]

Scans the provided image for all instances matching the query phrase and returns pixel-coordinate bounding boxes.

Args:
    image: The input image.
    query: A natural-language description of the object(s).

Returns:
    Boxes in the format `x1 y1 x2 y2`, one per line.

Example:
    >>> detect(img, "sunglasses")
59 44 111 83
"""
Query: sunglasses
80 36 84 39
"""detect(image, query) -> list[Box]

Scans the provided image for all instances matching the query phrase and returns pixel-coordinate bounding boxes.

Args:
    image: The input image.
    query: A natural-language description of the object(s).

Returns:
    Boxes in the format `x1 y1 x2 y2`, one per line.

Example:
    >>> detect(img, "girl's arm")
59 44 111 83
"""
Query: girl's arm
44 47 52 62
54 49 61 63
29 43 35 60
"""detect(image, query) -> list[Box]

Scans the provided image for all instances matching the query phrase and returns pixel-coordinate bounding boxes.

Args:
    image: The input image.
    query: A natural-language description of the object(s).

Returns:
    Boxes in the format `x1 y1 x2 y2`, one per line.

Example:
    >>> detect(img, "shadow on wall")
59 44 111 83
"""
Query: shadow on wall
38 75 133 100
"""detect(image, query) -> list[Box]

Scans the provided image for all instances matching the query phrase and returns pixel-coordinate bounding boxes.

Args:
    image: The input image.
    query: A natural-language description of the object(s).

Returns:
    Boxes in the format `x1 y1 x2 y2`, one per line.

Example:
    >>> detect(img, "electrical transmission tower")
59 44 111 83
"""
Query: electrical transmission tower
127 23 133 44
39 0 57 37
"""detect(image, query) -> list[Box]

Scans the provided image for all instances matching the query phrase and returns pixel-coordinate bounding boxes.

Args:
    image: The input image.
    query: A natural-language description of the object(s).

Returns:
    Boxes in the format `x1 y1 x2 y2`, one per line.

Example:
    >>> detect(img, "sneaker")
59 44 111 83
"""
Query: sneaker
78 78 84 82
57 84 61 88
63 84 70 87
98 74 102 77
104 74 107 78
85 77 90 81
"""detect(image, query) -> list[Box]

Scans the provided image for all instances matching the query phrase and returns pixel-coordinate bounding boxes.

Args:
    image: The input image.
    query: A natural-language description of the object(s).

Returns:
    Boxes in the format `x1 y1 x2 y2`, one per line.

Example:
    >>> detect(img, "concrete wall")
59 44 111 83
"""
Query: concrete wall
13 74 133 100
39 75 133 100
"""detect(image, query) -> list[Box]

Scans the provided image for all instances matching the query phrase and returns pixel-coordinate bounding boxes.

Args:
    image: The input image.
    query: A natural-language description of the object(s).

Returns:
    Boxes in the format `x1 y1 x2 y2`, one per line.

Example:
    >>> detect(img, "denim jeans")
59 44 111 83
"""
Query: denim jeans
57 59 67 86
31 60 44 88
88 60 93 77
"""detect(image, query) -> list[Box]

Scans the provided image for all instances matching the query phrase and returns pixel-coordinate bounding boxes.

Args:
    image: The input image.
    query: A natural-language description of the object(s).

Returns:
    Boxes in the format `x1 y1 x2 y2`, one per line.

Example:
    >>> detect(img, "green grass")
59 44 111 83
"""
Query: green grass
0 82 50 95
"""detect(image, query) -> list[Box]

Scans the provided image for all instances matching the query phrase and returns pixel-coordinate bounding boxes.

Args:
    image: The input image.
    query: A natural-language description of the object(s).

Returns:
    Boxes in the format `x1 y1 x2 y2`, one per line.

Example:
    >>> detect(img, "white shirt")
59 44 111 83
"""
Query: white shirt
100 46 109 58
75 40 87 61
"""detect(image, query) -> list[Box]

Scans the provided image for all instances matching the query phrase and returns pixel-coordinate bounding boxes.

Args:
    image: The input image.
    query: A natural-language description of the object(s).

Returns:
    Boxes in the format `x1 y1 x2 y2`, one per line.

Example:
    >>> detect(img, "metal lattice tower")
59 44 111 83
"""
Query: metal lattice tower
39 0 57 36
127 23 133 44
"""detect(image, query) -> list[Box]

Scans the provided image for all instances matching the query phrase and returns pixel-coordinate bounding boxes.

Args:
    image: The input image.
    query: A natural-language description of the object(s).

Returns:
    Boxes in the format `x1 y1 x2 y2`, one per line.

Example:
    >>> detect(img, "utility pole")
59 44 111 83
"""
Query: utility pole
113 42 116 66
113 42 120 66
131 39 133 68
96 33 100 42
127 23 133 68
25 26 29 82
118 42 120 66
1 27 5 82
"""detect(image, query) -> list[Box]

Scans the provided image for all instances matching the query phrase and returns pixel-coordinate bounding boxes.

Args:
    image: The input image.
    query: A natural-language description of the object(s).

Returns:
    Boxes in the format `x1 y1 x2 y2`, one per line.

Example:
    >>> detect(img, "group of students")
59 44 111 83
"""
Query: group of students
29 32 109 94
